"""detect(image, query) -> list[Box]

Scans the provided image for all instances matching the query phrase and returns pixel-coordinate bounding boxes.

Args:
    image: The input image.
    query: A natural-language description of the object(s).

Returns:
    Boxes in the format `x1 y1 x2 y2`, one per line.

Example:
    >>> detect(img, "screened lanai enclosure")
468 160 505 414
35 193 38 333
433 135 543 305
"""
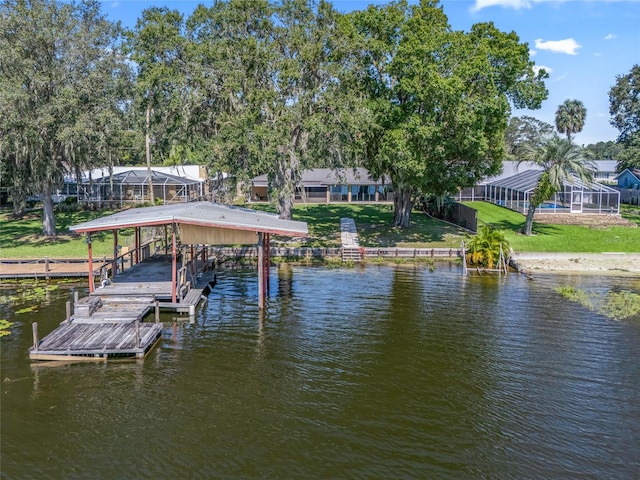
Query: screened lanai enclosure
88 170 204 206
485 170 620 214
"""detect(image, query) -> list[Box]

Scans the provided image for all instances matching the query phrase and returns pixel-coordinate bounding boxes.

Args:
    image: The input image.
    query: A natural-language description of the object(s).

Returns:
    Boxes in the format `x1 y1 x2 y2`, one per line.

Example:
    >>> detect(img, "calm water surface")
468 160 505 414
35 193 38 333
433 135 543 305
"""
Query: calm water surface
2 265 640 479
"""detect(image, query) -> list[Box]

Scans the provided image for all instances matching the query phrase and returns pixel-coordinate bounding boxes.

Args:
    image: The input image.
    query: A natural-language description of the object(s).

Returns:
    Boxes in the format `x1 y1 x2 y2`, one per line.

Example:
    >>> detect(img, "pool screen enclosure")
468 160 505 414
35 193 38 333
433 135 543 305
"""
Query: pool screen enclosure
484 170 620 215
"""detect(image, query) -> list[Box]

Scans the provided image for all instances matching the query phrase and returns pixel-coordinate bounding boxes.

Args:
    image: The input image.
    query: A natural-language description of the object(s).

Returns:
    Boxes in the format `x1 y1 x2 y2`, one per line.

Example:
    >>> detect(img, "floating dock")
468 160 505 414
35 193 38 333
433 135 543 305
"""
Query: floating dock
29 255 215 361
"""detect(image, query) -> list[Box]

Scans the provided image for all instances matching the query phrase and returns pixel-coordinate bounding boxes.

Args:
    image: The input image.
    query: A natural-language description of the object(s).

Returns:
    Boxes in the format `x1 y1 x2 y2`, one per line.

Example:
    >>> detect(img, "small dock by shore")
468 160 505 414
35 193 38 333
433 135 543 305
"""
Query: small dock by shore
0 257 111 280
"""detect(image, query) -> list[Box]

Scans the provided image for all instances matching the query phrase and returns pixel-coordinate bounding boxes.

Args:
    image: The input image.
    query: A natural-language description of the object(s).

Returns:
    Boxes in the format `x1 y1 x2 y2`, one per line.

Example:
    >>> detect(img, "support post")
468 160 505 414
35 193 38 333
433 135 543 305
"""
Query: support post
112 229 118 279
32 322 39 350
171 224 177 303
66 301 71 322
134 226 140 264
164 225 168 254
265 233 271 293
155 300 160 323
87 234 94 293
258 232 264 310
135 321 140 348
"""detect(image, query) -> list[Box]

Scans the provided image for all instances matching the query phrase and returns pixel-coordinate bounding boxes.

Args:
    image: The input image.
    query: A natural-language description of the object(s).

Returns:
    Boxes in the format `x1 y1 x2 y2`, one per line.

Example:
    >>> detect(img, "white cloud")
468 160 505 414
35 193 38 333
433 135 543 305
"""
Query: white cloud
533 65 552 75
535 38 581 55
529 49 537 57
471 0 531 12
604 33 617 40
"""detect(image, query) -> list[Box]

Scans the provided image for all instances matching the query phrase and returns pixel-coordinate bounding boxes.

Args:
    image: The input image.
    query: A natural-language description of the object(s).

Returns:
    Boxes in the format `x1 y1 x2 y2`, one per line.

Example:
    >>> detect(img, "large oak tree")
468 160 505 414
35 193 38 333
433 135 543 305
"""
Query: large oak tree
346 0 548 227
0 0 132 233
609 65 640 171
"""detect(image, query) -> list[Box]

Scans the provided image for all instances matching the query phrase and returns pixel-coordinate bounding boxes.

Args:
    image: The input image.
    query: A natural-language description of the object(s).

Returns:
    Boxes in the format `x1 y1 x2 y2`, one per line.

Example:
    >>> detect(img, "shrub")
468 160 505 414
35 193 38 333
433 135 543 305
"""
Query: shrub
465 224 510 268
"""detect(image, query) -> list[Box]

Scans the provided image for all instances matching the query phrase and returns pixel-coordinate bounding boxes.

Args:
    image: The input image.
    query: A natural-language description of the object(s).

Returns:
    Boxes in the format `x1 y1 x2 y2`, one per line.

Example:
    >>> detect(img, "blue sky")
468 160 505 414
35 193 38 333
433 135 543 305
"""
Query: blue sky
101 0 640 146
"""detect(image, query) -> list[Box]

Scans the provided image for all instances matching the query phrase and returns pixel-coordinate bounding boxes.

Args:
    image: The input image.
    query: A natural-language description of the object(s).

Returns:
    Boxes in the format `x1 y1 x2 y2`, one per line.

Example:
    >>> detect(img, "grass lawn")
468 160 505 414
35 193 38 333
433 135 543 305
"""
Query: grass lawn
250 203 466 248
465 201 640 253
0 209 117 258
1 201 638 259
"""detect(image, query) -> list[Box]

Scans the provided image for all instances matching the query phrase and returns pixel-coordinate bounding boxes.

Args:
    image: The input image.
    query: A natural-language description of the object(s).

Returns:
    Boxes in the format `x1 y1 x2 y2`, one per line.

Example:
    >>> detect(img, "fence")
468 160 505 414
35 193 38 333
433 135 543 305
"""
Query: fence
450 203 478 232
208 246 462 262
615 187 640 205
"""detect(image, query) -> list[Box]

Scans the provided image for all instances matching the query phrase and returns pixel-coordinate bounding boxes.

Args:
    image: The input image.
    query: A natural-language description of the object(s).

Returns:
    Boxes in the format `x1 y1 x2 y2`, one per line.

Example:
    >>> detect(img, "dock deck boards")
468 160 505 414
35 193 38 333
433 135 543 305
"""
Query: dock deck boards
29 322 163 359
30 255 214 362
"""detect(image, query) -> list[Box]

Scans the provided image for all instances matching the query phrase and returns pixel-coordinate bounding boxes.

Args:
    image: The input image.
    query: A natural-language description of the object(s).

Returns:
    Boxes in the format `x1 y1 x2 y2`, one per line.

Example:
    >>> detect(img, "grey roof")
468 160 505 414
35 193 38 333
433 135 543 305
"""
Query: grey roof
487 170 620 193
70 202 308 236
479 161 542 185
614 168 640 181
591 160 618 172
253 168 388 187
94 170 201 186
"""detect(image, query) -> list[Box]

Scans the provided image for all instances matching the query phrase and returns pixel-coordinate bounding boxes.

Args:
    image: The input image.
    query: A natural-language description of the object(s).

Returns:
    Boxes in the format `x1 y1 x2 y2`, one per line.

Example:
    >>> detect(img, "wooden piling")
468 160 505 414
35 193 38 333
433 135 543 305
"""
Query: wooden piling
155 300 160 323
65 301 71 322
32 322 39 350
258 232 264 310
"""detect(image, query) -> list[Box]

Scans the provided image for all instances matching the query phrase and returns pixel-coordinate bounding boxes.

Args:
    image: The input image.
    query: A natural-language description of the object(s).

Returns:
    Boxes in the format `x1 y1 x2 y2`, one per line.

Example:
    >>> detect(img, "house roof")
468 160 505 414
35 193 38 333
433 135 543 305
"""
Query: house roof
93 170 202 186
591 160 618 172
479 161 543 185
87 165 206 182
487 170 620 193
614 168 640 181
70 202 308 237
252 168 388 187
480 160 619 186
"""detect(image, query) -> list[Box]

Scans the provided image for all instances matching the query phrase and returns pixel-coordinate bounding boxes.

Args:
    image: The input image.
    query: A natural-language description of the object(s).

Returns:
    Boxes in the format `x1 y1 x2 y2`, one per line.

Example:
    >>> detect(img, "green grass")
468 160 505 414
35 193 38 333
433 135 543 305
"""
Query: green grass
2 200 639 259
259 203 467 248
465 201 640 253
0 209 116 258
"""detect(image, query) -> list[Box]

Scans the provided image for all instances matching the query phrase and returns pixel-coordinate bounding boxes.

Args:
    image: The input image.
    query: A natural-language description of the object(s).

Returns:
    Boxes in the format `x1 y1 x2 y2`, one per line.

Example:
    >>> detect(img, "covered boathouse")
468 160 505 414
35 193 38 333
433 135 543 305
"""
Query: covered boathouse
29 202 308 362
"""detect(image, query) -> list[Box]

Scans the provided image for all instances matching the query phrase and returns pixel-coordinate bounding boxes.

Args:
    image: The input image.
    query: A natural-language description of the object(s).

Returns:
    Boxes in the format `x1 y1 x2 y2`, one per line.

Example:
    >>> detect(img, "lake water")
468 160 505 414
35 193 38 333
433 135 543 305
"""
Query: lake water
2 265 640 479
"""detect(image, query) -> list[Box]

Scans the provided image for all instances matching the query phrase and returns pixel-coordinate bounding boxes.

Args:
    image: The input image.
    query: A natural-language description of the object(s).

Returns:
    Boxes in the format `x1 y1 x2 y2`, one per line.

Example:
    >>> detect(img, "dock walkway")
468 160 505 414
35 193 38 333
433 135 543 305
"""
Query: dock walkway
29 254 214 361
340 218 362 262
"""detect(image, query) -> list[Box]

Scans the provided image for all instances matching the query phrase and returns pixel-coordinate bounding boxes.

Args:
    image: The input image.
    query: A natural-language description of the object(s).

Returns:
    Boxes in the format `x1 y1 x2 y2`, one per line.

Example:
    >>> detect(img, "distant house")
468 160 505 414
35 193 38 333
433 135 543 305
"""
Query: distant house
81 165 209 206
455 160 621 214
590 160 618 184
483 170 620 214
615 168 640 189
457 160 622 202
251 168 392 204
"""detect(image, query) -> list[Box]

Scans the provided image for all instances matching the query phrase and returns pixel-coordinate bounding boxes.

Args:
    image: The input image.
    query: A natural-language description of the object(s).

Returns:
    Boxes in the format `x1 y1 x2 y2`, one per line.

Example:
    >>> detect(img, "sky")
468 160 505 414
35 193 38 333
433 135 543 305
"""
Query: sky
100 0 640 146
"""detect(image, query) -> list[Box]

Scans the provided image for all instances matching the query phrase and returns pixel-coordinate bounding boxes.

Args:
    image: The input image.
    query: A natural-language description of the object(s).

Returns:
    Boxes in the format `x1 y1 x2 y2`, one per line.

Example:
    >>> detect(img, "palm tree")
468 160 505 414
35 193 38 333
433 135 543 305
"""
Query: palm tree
517 135 594 236
465 224 511 269
555 99 587 141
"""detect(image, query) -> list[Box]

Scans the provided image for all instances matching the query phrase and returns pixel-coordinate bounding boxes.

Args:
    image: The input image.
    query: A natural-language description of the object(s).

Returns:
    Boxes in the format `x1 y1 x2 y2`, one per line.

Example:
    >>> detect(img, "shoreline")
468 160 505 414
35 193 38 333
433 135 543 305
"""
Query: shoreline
2 250 640 281
510 252 640 275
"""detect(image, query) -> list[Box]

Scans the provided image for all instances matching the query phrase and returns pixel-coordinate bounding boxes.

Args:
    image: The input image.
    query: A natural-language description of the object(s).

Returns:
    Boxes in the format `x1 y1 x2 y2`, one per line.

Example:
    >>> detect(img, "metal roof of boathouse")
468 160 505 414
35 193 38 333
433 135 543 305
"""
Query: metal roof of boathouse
70 202 308 237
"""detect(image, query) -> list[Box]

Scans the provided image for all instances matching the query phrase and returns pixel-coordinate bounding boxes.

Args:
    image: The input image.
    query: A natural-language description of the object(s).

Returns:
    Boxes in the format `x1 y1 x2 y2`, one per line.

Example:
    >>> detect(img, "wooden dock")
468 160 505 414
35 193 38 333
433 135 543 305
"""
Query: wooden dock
29 254 214 361
30 322 164 361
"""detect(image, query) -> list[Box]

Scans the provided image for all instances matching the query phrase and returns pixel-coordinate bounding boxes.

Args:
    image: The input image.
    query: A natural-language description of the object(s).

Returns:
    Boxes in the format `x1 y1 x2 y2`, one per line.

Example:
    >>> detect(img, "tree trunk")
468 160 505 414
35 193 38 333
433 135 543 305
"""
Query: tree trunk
41 182 56 236
523 202 536 236
393 186 414 228
279 194 294 220
11 187 26 217
145 104 154 203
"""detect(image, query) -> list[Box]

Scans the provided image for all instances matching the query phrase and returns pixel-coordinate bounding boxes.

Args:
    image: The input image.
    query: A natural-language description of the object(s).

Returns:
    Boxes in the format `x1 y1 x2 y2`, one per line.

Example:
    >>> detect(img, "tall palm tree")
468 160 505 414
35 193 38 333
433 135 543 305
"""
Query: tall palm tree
517 135 594 236
555 99 587 141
